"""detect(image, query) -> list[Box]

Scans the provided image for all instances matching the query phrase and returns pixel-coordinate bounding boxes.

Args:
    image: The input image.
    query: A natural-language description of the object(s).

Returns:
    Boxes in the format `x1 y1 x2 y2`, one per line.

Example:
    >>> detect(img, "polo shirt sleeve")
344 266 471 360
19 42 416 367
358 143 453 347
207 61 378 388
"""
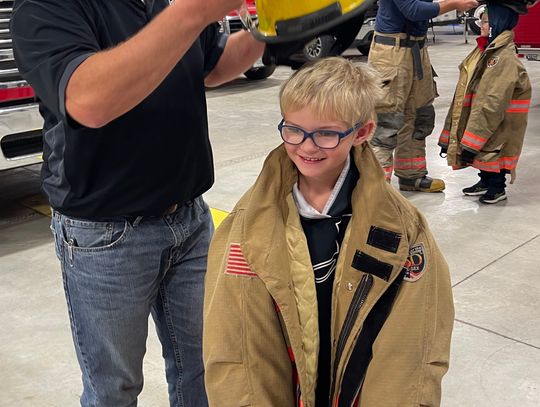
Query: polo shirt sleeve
200 23 228 77
392 0 440 22
11 0 99 119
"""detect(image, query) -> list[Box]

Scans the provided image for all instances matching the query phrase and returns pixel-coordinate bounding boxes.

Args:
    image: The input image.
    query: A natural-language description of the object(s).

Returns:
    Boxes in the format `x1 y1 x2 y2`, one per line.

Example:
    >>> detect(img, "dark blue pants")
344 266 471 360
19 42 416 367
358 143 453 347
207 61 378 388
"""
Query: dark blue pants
479 170 508 193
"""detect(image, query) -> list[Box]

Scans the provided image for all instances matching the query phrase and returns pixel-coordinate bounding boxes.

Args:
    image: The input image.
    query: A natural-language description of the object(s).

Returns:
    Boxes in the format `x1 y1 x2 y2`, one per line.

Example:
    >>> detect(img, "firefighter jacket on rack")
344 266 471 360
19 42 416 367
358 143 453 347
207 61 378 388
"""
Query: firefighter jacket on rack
438 30 531 182
203 143 454 407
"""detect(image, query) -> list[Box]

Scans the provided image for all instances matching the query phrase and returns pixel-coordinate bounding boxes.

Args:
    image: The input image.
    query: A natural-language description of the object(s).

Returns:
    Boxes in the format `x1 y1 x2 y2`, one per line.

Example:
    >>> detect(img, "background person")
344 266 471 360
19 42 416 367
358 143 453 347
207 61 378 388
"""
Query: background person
204 57 454 407
368 0 478 192
11 0 264 405
438 1 531 204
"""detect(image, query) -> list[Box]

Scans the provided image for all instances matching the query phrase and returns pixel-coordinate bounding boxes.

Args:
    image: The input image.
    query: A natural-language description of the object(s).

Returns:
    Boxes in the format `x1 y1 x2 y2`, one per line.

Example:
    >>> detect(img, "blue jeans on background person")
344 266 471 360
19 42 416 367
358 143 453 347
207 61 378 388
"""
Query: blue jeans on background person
50 196 213 407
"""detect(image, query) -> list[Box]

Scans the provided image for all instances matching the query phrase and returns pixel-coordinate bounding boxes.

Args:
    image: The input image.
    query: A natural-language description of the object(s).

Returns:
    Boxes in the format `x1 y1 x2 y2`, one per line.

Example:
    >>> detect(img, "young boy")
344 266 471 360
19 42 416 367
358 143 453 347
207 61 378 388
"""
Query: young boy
203 57 454 407
438 1 531 204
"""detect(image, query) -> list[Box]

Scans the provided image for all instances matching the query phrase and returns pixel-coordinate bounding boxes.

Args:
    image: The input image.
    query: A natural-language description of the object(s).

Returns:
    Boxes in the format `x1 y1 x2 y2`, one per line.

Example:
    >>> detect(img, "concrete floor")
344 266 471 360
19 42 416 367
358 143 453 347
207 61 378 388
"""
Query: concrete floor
1 29 539 406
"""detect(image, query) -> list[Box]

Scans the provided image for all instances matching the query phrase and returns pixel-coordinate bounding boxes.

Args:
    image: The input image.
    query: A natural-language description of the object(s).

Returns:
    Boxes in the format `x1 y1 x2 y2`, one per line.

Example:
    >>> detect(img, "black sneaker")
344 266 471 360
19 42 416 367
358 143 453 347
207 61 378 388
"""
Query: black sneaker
479 191 507 204
462 181 488 196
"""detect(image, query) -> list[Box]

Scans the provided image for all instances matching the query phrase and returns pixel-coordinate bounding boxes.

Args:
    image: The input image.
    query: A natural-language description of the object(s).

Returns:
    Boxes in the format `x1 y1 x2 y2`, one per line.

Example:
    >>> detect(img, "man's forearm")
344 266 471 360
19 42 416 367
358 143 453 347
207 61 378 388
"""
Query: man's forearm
204 31 265 87
66 1 209 128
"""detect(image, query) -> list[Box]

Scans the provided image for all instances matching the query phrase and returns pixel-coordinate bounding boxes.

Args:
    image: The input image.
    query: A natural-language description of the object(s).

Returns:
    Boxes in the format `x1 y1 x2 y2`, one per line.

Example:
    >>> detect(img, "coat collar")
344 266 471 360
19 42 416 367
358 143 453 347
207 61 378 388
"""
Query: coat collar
486 30 515 52
240 143 409 284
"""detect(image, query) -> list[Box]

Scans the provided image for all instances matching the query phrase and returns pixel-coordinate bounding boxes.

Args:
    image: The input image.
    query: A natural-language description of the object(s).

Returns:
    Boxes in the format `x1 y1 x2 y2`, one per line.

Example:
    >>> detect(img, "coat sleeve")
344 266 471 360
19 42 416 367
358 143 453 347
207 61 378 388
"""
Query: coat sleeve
203 211 295 407
360 213 454 407
438 97 454 149
461 52 517 154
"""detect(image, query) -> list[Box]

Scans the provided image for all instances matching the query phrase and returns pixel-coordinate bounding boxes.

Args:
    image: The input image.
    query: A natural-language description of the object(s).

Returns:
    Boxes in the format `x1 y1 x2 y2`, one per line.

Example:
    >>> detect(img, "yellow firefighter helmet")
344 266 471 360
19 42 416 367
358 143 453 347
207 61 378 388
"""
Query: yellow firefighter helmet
239 0 375 43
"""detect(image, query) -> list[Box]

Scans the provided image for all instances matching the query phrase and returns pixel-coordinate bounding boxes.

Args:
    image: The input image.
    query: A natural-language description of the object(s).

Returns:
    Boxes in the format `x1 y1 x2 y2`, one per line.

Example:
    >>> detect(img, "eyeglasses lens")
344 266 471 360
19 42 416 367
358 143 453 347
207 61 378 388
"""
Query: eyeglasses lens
314 132 340 148
281 126 339 149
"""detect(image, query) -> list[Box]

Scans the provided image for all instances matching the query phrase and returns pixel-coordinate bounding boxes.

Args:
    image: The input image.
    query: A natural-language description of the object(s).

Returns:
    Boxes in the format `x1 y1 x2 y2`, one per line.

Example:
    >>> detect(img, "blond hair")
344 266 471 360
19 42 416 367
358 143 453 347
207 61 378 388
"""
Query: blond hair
279 57 382 126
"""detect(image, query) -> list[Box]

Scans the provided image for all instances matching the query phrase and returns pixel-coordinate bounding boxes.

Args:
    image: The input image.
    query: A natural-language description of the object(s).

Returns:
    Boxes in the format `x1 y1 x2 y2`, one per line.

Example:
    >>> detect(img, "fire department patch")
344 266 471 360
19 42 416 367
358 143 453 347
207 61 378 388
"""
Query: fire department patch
487 56 499 68
402 243 426 282
224 243 257 278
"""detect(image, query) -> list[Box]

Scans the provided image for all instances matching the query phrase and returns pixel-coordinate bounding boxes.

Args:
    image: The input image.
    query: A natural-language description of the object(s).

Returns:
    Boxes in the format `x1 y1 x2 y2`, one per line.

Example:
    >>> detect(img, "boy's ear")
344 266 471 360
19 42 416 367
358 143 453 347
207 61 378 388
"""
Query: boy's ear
352 121 376 146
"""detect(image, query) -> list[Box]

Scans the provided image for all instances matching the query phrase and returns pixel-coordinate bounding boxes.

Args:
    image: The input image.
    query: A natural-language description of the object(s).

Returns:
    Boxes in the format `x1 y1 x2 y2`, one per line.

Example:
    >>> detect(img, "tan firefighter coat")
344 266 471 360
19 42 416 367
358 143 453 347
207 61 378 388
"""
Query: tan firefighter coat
203 144 454 407
438 31 531 180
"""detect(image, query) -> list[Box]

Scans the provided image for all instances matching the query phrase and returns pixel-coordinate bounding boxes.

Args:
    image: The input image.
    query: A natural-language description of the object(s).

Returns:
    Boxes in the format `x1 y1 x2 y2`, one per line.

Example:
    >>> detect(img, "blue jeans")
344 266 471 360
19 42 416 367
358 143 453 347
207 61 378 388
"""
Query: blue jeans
50 197 212 407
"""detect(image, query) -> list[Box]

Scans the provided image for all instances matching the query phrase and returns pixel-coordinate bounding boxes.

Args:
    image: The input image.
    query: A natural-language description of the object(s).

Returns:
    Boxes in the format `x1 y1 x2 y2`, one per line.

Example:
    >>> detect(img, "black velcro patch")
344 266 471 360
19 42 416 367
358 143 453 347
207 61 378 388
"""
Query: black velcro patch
351 251 393 281
367 226 402 253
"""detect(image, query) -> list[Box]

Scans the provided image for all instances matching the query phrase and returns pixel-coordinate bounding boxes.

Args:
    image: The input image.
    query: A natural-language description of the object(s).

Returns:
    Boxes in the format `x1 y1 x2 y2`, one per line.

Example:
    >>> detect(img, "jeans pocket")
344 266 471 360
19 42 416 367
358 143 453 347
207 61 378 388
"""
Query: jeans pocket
63 217 129 252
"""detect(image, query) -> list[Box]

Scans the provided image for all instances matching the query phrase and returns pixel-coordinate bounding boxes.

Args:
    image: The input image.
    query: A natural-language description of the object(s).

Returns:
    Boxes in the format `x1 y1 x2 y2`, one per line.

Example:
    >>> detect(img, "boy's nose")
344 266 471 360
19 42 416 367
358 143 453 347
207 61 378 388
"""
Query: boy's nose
300 136 320 152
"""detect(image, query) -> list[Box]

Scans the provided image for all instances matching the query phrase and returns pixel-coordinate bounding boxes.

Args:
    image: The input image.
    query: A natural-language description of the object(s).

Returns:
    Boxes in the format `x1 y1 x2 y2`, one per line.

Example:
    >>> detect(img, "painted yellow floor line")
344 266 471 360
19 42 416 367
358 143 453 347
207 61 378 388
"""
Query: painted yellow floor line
19 194 51 217
20 194 229 228
209 207 229 229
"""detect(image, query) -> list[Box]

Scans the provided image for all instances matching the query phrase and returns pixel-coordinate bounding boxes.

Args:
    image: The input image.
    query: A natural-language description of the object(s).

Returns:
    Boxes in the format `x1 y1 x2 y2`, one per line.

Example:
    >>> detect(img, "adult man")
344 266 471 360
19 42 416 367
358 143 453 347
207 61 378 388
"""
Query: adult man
369 0 478 191
11 0 264 406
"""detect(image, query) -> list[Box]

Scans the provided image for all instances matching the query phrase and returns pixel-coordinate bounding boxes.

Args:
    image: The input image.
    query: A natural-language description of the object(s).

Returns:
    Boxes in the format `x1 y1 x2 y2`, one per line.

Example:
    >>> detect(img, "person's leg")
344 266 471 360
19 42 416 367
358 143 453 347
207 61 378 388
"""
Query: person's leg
480 170 508 204
151 197 213 407
368 35 410 183
51 211 174 407
394 101 445 191
479 170 490 185
487 169 508 191
370 112 405 182
396 47 444 192
394 99 427 179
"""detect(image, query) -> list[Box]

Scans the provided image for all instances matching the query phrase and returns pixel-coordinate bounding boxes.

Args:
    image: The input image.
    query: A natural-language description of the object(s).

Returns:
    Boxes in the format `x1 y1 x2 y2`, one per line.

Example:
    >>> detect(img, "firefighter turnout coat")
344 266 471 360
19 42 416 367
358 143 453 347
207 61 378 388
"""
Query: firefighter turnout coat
203 144 454 407
438 31 531 180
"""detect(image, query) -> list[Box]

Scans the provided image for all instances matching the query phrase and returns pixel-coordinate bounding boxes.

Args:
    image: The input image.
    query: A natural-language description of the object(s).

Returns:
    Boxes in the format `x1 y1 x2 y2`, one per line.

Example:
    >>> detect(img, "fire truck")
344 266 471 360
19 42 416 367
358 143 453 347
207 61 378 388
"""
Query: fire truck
515 2 540 60
0 0 43 171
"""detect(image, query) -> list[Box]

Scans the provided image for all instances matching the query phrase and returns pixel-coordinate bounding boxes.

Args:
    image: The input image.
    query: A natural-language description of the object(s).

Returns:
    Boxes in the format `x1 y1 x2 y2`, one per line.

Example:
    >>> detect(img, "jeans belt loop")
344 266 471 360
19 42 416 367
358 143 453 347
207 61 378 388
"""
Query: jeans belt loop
132 216 143 227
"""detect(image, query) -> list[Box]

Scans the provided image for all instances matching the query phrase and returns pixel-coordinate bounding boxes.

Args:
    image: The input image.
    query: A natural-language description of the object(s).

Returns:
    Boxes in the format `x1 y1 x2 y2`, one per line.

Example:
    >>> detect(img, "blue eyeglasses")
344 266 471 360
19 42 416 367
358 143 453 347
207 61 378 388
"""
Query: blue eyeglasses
278 119 362 149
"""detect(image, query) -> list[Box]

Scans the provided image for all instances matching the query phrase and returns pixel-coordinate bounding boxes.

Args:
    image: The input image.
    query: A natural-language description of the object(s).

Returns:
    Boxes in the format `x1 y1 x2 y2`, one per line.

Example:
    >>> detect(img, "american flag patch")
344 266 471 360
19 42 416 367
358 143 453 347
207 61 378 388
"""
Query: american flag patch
225 243 257 277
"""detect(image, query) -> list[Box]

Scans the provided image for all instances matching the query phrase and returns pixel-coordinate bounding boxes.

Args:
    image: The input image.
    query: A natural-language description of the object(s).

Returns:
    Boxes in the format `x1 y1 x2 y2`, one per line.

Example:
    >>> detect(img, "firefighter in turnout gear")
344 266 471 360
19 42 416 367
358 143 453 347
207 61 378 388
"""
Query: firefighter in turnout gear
368 0 478 191
438 1 531 204
203 58 454 407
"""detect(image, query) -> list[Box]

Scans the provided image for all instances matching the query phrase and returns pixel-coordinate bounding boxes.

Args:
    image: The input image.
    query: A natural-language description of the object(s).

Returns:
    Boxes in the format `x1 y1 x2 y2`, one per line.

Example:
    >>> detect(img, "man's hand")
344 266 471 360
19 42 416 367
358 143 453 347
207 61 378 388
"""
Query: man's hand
438 0 479 15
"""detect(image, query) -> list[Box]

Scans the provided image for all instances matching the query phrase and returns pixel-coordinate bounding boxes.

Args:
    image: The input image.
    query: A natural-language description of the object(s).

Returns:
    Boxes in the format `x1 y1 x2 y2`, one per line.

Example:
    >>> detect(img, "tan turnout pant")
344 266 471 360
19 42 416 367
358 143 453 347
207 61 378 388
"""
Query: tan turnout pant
368 32 438 181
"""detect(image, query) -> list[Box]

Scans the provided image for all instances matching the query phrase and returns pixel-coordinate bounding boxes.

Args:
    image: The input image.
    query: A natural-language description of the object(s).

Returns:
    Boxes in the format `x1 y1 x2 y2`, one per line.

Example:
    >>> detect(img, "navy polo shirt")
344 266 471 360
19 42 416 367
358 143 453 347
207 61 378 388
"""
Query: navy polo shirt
375 0 440 36
11 0 227 220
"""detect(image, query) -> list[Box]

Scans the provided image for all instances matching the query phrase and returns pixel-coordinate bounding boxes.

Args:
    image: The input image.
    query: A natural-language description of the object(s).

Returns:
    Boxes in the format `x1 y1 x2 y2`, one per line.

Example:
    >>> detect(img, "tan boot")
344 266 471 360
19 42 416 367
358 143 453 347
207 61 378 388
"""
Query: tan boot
399 176 445 192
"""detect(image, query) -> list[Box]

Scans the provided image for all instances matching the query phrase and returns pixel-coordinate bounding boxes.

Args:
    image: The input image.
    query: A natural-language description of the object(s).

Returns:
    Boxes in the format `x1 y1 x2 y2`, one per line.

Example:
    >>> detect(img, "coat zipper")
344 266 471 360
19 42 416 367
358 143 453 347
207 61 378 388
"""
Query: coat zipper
330 273 374 405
